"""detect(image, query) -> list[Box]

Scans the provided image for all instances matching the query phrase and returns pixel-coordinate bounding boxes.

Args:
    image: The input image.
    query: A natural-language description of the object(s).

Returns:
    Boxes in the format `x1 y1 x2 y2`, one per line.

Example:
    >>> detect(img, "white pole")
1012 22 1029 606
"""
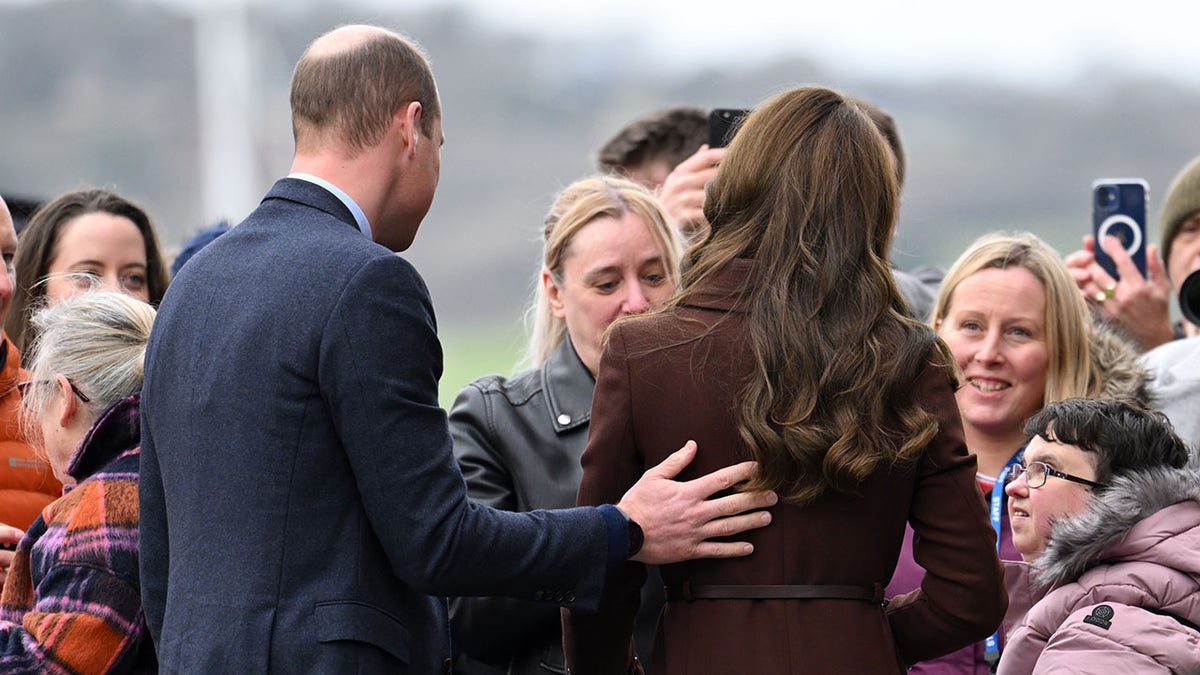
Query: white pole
194 0 258 227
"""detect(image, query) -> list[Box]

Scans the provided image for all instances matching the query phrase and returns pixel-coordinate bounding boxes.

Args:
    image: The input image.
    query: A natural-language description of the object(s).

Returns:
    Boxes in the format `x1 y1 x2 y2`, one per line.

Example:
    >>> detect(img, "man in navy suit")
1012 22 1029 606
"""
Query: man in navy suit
139 25 774 672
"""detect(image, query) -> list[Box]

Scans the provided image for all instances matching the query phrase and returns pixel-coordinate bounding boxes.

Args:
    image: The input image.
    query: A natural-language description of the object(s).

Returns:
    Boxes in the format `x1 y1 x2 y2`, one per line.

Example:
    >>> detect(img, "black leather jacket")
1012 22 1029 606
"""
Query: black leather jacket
448 338 662 674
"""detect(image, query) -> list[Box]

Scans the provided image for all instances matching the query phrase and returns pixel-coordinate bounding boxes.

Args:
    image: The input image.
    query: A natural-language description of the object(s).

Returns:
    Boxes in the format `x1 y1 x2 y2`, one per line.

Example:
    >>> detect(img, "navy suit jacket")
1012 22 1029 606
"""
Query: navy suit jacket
139 179 610 673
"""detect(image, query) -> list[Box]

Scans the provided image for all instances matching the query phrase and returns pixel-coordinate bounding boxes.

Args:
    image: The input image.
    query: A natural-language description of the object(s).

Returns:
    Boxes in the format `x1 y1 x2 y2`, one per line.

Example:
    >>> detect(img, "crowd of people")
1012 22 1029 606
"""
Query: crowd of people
0 21 1194 674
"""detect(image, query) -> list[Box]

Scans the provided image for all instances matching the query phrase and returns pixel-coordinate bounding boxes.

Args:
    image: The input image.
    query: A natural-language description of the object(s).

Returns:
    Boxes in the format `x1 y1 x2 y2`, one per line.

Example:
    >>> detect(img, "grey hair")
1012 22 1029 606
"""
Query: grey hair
20 291 155 442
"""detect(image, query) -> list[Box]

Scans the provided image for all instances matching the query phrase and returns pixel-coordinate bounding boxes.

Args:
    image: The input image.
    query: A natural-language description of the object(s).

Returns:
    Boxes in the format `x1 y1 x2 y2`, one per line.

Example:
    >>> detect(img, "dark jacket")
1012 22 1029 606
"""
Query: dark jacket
449 339 663 674
139 178 615 673
564 259 1007 674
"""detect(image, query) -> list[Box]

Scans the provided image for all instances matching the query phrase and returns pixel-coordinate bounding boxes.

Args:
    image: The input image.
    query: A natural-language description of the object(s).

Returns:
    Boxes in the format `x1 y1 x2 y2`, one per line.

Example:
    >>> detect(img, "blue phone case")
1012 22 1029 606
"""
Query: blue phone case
1092 178 1148 281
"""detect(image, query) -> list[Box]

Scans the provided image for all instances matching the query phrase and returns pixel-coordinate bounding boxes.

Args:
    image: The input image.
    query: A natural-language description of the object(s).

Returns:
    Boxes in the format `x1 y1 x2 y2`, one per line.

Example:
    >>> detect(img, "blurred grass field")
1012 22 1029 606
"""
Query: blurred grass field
437 323 527 410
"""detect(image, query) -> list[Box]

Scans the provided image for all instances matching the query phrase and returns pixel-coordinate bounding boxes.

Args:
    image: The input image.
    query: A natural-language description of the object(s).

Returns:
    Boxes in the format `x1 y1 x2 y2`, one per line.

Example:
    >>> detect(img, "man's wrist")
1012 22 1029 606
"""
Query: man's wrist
597 504 643 567
614 506 643 559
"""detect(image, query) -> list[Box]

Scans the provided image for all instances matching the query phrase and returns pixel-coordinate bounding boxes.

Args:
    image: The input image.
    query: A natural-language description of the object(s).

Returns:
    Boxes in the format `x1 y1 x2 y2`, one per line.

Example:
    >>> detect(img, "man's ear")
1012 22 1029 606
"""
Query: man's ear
54 374 78 429
403 101 423 155
542 268 566 319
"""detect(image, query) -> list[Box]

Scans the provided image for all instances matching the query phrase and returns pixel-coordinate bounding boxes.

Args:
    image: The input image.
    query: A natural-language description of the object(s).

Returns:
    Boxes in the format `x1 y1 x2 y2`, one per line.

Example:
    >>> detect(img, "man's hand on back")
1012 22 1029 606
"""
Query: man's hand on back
617 440 776 565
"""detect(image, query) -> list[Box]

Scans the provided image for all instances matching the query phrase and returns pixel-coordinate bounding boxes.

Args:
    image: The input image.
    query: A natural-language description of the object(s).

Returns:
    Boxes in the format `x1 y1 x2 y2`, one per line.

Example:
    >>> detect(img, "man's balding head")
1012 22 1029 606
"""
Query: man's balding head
291 25 440 156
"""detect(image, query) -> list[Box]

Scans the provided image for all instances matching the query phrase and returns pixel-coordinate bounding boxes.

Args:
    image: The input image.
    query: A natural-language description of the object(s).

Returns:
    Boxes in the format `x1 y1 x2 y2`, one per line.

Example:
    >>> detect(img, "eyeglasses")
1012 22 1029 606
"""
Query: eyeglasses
16 379 91 403
1005 461 1105 490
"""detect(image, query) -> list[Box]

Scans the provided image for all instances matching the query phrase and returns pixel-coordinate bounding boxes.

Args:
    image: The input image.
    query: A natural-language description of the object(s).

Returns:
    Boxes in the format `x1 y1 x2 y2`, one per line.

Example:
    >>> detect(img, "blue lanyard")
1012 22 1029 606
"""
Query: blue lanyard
984 450 1023 670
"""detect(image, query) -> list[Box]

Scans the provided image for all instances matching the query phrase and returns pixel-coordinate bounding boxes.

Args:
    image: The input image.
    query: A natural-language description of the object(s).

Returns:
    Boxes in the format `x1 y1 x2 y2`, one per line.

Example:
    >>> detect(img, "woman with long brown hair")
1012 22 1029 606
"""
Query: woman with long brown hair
563 86 1007 673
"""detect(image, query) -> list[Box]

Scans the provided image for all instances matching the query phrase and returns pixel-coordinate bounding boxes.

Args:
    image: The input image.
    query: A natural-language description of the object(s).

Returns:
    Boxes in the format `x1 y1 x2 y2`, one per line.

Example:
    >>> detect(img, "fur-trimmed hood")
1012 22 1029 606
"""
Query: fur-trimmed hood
1034 465 1200 589
1089 321 1155 406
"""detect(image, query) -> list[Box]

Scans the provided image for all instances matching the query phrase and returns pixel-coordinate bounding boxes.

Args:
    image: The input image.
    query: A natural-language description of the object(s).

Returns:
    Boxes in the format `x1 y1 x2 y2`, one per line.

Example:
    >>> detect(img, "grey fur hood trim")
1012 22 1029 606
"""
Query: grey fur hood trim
1090 321 1155 406
1033 465 1200 589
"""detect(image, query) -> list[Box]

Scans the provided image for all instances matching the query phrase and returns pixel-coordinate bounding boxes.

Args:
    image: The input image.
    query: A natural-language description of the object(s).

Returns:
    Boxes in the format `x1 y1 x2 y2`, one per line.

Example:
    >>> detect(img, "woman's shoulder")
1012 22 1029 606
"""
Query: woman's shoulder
607 305 731 354
896 326 956 392
62 450 140 527
1026 596 1200 673
37 451 140 571
461 365 543 403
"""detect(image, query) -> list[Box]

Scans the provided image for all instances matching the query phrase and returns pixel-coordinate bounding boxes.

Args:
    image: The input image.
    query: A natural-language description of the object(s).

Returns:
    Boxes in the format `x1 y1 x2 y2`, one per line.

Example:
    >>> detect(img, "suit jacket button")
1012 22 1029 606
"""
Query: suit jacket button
565 592 575 603
557 413 571 425
443 657 453 673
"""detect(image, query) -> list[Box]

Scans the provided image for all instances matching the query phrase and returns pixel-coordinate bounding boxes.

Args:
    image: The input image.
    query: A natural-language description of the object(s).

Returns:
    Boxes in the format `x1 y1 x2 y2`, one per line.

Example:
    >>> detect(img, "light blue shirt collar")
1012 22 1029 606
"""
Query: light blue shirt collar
288 172 373 241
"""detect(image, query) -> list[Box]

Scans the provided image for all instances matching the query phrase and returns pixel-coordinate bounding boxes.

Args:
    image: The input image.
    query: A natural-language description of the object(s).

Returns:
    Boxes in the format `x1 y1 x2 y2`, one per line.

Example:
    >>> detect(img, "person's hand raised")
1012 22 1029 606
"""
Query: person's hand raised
1065 234 1174 351
0 523 25 586
656 146 726 241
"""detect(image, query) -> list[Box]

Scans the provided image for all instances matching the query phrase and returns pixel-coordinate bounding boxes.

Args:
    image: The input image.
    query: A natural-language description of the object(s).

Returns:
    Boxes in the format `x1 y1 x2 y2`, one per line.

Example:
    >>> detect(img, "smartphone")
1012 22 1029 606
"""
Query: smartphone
1091 178 1148 280
708 108 750 148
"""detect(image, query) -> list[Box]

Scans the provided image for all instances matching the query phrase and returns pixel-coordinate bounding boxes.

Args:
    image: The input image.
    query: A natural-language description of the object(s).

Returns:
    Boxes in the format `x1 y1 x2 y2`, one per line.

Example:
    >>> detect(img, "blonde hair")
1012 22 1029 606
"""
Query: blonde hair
932 232 1095 405
21 291 156 444
527 175 682 367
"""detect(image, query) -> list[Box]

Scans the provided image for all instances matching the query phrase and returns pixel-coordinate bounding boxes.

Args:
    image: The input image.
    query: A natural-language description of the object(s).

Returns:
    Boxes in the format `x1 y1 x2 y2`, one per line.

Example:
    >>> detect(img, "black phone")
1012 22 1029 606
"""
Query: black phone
708 108 750 148
1091 178 1148 280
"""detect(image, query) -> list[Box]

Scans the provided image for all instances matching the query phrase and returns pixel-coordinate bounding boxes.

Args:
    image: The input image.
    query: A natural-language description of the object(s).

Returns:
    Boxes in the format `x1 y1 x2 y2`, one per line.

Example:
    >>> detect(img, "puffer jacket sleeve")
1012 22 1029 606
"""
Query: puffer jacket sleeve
1029 603 1200 674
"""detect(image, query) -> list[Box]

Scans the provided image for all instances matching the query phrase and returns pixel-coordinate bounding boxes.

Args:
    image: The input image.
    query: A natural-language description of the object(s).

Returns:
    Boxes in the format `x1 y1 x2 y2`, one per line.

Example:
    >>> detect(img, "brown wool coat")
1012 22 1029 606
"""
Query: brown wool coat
564 260 1007 674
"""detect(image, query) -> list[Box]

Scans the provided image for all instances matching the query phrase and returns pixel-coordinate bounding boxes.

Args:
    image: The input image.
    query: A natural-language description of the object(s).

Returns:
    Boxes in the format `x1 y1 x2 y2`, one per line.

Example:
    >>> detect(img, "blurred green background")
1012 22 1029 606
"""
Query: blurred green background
438 323 527 410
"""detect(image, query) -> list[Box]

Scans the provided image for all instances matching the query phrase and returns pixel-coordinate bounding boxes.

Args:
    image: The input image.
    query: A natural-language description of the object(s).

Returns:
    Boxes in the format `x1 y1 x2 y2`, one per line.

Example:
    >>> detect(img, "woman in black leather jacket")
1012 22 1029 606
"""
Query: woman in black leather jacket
448 175 683 674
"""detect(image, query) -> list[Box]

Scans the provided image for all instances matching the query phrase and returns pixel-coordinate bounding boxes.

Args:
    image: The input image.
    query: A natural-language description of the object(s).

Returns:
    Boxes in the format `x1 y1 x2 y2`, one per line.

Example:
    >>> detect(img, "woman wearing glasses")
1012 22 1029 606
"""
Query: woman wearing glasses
0 292 156 672
997 398 1199 673
886 232 1150 673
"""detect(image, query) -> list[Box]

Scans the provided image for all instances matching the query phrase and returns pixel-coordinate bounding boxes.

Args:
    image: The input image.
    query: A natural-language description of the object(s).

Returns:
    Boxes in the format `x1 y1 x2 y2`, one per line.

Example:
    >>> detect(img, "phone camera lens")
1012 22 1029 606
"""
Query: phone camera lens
1181 270 1200 325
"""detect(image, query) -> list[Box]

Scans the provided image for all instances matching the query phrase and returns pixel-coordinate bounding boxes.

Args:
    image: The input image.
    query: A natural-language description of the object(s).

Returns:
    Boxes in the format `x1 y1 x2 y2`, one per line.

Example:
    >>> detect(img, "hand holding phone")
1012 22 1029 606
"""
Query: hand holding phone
1091 178 1148 281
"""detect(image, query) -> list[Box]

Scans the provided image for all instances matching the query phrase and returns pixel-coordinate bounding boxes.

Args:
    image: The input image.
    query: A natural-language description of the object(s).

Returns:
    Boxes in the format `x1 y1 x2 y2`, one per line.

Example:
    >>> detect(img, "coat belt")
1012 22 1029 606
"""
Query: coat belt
665 581 884 604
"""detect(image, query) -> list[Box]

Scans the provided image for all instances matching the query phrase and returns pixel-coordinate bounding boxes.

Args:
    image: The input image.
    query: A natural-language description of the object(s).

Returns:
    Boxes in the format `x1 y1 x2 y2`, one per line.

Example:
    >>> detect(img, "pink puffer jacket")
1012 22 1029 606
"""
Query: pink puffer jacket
998 466 1200 674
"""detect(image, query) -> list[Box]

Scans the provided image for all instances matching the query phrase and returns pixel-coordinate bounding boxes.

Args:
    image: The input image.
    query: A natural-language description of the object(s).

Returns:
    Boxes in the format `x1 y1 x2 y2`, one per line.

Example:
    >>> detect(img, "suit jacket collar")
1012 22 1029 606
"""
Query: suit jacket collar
264 178 361 234
542 338 593 433
680 257 755 313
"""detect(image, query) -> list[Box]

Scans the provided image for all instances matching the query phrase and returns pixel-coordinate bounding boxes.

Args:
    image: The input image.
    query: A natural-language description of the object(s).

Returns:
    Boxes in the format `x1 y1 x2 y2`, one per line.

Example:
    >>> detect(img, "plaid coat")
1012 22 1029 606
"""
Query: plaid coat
0 393 154 674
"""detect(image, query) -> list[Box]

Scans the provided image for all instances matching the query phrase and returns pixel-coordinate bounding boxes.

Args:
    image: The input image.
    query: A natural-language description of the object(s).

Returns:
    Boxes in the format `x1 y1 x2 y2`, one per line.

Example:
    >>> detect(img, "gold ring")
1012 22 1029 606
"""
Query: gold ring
1103 284 1116 299
1094 290 1108 303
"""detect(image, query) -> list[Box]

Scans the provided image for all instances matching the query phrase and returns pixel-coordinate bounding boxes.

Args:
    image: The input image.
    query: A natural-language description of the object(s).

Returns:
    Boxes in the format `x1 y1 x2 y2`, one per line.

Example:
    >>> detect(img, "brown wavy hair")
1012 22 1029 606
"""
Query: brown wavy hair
681 86 948 506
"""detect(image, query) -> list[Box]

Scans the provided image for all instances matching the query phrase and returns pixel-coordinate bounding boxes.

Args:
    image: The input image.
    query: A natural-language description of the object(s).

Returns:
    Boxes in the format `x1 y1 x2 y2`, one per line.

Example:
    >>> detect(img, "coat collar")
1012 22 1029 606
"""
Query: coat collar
1034 465 1200 589
66 393 141 483
263 177 361 234
678 258 755 314
541 338 594 433
0 332 24 393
